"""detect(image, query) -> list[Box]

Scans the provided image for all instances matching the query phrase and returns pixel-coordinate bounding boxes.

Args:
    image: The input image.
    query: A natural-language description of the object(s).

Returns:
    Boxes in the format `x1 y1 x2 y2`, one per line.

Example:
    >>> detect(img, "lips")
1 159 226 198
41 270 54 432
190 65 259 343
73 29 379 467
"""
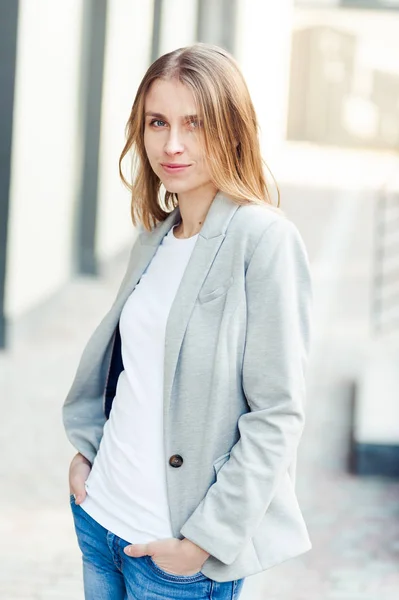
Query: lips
161 163 191 174
162 163 191 167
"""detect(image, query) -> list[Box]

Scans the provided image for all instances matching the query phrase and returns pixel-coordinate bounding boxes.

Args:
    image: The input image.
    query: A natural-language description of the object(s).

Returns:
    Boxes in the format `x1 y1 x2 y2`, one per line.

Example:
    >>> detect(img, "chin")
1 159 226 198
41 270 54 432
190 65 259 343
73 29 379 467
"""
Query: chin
162 181 192 195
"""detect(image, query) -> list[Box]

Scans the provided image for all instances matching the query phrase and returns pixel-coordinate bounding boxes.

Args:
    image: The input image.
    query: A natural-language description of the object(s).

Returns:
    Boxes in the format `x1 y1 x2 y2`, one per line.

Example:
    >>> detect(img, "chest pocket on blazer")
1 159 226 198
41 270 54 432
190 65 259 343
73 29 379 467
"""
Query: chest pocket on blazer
198 276 234 304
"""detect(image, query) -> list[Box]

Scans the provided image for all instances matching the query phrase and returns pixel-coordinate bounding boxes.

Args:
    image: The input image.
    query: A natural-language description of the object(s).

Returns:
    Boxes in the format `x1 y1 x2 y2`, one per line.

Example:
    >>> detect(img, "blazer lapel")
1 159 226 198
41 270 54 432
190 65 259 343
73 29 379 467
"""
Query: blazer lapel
100 207 182 350
163 191 240 416
116 209 180 304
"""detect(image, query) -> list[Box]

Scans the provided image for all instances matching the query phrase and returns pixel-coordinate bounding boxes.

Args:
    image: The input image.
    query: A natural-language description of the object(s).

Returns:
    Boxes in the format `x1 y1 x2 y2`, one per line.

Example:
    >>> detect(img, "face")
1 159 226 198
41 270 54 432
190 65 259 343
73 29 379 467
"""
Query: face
143 78 216 200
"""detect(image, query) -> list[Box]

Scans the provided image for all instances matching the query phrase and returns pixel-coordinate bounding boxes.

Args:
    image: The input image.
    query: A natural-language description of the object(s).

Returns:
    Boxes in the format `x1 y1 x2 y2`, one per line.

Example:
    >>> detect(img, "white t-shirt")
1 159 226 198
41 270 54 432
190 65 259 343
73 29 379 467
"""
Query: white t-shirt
80 224 199 543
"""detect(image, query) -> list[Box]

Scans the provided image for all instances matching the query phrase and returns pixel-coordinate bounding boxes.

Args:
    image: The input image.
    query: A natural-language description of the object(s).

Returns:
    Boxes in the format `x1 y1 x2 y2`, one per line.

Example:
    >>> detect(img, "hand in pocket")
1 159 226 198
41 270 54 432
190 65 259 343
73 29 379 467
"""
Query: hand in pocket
69 452 92 504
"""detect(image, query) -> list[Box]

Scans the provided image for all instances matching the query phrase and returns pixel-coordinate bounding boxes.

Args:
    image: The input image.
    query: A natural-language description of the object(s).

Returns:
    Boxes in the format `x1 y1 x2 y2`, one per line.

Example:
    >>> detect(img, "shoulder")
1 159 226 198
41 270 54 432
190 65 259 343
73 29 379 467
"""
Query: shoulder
229 202 303 256
234 205 311 292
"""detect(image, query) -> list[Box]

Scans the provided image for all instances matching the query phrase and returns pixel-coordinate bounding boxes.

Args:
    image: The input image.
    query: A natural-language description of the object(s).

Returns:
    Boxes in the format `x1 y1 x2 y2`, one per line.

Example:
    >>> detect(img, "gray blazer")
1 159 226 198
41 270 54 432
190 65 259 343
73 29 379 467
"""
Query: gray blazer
63 191 313 583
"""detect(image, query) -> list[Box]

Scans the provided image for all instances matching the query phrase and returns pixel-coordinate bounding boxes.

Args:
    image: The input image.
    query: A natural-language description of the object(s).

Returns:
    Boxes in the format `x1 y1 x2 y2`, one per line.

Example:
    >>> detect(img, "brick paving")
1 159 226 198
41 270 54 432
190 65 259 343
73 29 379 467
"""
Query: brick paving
1 191 399 599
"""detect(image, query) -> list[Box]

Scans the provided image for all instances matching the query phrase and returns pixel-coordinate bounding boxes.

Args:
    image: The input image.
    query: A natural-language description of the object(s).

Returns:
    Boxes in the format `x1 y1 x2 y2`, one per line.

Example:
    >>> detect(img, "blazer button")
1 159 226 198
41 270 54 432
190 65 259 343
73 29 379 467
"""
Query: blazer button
169 454 183 468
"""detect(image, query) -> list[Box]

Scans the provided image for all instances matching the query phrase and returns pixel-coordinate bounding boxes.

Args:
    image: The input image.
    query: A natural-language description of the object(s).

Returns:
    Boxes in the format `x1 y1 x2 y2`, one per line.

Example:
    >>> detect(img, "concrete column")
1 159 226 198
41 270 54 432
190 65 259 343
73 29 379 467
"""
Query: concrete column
5 0 84 318
76 0 108 276
197 0 237 53
0 0 19 348
157 0 199 56
96 0 154 262
235 0 294 160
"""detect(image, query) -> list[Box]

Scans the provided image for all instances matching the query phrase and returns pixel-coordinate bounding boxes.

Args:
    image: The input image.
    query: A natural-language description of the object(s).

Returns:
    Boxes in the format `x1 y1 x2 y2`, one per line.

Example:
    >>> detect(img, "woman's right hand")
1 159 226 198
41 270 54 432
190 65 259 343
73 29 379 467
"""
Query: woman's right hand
69 452 92 504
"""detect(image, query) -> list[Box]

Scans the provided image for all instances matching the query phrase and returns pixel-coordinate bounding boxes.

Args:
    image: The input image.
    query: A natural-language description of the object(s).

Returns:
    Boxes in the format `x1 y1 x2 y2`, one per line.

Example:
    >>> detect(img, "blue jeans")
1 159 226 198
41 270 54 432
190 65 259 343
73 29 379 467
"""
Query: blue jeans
69 495 245 599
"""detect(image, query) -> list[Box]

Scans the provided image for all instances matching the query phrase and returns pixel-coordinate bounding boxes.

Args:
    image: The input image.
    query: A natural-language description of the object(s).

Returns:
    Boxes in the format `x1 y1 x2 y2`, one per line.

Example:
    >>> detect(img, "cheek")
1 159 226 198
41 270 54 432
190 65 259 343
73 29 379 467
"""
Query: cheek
191 140 209 173
196 156 211 177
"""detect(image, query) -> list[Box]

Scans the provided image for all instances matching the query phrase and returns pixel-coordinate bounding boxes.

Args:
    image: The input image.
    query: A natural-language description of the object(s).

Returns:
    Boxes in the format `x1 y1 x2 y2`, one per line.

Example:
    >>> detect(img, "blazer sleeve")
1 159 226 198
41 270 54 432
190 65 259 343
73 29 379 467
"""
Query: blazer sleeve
180 217 313 565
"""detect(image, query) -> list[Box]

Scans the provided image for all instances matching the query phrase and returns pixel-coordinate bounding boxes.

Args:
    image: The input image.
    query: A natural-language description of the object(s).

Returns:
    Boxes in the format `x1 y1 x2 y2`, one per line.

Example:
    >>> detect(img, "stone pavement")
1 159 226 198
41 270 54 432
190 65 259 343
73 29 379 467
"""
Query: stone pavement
1 188 399 599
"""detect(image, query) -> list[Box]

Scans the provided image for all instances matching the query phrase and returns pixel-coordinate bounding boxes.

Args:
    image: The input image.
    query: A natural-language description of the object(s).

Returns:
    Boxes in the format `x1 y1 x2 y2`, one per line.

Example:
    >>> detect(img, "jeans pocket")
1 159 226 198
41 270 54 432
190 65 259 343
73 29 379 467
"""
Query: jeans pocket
145 556 206 583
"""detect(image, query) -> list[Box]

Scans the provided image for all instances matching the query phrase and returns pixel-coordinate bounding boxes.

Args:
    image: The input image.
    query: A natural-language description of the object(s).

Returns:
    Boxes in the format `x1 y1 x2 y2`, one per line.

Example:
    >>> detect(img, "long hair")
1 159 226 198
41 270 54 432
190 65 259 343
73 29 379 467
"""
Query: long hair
119 43 280 231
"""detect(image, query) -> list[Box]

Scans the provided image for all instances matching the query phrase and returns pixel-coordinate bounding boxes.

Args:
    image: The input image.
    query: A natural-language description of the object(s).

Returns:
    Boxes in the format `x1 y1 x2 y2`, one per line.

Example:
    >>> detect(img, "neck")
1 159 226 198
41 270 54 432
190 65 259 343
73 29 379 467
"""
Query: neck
174 185 218 238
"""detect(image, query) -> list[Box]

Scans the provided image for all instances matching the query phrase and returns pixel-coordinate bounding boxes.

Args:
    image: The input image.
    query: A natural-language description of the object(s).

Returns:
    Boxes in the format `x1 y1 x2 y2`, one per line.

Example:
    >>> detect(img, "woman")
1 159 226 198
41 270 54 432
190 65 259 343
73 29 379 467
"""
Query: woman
63 43 313 600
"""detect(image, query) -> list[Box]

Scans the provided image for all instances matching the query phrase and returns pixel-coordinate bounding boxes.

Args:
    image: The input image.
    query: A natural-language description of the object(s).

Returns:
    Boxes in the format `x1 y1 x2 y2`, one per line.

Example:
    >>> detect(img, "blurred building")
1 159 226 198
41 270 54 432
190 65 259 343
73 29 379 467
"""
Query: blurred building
288 4 399 150
287 25 357 145
291 2 399 479
286 0 399 478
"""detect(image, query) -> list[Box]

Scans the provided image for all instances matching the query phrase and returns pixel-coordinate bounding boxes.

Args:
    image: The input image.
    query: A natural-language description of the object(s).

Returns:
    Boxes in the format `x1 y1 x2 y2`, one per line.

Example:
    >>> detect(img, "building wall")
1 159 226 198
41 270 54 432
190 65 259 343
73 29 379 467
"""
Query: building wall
5 0 84 318
4 0 156 318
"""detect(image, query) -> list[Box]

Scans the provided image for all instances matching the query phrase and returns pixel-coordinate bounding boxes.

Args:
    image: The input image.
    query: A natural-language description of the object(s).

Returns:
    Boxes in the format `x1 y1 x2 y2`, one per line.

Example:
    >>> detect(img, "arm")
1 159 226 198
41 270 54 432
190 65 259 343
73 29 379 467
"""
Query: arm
180 217 313 565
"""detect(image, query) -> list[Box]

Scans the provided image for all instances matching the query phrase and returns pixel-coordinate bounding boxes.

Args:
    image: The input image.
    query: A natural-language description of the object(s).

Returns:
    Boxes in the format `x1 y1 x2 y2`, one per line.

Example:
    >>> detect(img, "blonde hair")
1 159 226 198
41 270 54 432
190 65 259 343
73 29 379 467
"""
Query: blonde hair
119 43 280 231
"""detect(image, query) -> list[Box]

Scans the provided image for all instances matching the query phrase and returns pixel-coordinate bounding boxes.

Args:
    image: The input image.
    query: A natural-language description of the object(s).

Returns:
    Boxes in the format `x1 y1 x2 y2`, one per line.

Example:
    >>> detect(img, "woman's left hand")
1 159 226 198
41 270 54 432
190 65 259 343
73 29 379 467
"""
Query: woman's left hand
123 537 210 576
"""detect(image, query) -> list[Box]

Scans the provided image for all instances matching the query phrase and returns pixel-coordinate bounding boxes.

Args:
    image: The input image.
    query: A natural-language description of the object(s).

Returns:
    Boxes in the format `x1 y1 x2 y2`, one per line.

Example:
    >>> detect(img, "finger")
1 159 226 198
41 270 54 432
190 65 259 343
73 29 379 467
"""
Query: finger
124 543 150 557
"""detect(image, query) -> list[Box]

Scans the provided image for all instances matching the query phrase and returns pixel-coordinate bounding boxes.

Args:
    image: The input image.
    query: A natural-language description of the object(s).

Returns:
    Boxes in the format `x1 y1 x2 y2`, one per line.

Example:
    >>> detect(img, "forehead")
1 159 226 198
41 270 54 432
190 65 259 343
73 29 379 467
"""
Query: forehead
144 79 198 115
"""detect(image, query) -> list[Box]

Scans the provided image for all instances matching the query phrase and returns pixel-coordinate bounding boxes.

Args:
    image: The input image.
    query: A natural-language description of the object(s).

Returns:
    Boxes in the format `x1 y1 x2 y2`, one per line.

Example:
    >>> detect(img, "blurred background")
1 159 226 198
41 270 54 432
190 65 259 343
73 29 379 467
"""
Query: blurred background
1 0 399 598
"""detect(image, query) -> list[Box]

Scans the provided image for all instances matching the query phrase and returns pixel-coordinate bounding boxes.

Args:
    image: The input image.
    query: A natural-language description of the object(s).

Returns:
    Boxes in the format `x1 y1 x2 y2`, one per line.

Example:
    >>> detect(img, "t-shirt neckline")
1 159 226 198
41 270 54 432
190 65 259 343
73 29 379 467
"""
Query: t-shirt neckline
169 224 199 242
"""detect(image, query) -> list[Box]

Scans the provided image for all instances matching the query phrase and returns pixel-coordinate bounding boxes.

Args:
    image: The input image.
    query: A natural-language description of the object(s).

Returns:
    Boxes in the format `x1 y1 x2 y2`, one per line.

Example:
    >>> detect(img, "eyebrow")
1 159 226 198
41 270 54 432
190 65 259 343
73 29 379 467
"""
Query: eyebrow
144 111 201 120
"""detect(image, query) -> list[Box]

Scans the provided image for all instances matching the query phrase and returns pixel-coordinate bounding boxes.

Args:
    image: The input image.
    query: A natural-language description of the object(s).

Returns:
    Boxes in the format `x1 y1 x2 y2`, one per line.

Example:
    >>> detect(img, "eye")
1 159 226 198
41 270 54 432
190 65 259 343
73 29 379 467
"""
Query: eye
187 118 203 130
149 119 167 128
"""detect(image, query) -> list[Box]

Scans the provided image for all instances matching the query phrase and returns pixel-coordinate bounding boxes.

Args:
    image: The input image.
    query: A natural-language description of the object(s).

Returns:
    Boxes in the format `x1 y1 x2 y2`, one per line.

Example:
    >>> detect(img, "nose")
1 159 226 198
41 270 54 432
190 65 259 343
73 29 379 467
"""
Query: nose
164 129 184 156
